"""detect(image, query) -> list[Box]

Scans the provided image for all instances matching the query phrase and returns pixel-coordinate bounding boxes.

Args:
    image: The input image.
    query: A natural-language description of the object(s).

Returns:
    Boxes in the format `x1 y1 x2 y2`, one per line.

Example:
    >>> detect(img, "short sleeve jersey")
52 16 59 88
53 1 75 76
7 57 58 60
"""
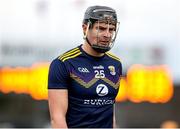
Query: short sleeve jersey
48 45 122 128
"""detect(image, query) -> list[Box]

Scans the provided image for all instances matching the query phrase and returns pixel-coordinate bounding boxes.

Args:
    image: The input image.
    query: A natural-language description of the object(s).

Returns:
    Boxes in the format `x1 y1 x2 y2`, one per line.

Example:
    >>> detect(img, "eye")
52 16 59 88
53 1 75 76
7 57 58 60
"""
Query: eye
109 28 113 31
95 25 106 31
99 27 106 31
109 28 115 33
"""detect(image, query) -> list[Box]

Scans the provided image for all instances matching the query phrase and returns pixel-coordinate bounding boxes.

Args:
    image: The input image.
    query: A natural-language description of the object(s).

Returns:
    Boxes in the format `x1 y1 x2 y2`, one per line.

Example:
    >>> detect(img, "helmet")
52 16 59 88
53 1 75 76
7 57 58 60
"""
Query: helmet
83 5 120 53
83 5 117 23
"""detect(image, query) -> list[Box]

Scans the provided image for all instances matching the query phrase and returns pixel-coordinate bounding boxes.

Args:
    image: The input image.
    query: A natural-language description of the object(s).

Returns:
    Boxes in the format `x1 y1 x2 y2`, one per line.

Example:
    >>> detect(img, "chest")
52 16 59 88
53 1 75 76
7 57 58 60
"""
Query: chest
67 59 120 99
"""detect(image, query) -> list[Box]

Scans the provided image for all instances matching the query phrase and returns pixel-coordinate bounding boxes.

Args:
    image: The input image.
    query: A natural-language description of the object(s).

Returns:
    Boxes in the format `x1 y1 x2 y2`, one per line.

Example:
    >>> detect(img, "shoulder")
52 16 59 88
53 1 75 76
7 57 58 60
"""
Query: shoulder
49 58 66 71
105 52 122 64
49 58 69 78
58 46 82 62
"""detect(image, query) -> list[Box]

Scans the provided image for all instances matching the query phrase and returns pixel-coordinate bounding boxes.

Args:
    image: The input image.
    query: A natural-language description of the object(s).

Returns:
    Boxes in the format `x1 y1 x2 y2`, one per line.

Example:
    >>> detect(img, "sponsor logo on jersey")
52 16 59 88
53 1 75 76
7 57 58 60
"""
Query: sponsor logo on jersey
93 65 104 69
84 99 114 105
96 84 108 96
108 65 116 75
78 67 90 73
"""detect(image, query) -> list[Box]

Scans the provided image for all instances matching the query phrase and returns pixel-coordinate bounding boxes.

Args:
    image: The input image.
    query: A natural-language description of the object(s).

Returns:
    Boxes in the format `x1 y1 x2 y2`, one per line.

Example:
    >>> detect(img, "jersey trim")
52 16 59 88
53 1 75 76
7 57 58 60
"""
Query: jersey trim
62 52 82 62
59 47 79 60
58 47 82 62
106 52 121 62
70 73 98 88
70 73 120 89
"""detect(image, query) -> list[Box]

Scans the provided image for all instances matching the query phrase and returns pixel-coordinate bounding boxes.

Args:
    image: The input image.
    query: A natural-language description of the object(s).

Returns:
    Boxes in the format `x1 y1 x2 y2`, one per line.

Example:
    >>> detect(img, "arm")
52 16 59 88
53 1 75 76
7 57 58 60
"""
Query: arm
48 89 68 128
113 61 122 128
48 59 70 128
113 104 117 128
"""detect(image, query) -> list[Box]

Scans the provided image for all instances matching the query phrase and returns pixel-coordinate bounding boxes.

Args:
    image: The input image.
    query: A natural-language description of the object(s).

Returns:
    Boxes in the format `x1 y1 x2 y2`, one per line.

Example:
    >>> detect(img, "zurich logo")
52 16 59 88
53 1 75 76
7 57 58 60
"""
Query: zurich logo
96 84 108 96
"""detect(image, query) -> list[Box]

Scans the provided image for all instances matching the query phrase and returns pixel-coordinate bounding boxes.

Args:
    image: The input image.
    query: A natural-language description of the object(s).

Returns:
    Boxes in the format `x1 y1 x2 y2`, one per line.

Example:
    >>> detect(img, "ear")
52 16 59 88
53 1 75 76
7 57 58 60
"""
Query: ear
82 24 87 35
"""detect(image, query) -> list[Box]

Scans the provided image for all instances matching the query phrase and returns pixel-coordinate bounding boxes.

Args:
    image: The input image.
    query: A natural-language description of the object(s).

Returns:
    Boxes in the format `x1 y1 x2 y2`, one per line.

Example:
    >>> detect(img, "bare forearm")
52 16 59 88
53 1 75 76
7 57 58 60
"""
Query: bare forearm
113 104 117 128
51 116 68 128
51 114 68 128
113 114 117 128
48 90 68 128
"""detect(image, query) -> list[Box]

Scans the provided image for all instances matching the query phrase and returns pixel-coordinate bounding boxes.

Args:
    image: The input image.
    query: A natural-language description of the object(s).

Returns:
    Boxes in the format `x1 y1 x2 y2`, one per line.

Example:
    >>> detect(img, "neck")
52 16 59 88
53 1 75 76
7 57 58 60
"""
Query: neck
82 42 105 57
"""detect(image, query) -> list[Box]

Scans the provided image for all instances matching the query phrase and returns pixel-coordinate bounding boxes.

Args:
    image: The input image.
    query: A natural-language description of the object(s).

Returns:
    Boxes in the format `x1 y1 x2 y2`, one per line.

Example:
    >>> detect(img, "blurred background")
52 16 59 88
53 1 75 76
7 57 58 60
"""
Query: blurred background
0 0 180 128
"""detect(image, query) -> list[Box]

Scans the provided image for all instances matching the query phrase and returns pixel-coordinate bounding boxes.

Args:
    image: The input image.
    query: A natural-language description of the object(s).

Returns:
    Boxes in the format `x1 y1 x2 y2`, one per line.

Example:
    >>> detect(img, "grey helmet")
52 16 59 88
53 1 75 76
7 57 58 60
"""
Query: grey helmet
83 5 119 53
83 5 117 23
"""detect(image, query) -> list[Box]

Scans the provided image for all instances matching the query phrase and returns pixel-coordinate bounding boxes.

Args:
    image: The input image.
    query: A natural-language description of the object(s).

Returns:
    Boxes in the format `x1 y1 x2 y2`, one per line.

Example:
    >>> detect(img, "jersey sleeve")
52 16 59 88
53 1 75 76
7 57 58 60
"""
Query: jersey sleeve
48 58 69 89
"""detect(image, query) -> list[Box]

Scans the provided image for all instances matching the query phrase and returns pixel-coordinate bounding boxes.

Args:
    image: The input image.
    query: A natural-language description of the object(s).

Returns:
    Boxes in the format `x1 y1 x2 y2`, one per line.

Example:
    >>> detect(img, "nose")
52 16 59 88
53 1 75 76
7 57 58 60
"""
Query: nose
103 29 111 38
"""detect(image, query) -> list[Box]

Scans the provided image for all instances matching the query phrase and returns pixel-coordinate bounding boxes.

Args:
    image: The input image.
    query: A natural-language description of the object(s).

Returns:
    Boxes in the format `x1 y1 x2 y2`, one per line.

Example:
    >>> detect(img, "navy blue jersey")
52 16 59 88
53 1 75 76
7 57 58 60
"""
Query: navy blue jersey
48 45 122 128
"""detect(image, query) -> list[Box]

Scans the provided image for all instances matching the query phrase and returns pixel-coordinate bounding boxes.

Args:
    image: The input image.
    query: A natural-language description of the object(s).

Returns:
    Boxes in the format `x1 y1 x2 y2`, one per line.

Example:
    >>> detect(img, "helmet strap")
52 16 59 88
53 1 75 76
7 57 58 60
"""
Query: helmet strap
85 37 110 53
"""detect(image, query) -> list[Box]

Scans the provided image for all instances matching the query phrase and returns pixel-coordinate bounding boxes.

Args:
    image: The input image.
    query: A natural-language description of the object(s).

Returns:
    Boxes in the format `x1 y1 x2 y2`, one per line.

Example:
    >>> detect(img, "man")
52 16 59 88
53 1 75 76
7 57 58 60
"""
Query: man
48 5 122 128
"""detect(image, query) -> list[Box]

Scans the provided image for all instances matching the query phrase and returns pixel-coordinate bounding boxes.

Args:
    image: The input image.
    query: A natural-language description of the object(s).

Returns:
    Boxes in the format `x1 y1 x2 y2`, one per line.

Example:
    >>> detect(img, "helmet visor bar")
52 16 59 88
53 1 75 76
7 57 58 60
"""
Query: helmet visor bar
95 20 120 49
90 9 117 22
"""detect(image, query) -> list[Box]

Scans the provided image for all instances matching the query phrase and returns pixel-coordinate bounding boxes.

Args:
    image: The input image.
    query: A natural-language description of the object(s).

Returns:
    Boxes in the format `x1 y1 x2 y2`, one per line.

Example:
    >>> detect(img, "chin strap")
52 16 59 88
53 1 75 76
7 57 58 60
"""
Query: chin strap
86 37 110 53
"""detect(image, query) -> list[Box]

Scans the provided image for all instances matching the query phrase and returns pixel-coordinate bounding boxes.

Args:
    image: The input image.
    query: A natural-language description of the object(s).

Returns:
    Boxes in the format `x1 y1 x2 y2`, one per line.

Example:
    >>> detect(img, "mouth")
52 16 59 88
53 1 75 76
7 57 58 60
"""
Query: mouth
98 41 110 46
100 40 110 43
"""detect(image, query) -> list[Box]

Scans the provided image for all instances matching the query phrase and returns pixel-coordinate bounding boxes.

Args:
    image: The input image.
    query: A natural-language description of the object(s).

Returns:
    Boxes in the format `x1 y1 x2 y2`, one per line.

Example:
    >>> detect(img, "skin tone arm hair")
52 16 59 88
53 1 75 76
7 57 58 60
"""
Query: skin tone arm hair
113 105 117 128
48 89 68 128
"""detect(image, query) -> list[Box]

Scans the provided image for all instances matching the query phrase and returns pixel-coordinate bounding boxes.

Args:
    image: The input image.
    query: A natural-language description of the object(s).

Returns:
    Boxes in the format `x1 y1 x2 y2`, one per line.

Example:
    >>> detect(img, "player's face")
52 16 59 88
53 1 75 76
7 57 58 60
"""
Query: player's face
87 21 116 47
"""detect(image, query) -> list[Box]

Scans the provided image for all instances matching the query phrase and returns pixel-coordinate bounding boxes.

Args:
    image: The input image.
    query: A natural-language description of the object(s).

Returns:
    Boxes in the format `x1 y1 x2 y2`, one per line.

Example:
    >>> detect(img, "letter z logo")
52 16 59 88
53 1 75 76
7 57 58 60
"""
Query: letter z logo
96 84 108 96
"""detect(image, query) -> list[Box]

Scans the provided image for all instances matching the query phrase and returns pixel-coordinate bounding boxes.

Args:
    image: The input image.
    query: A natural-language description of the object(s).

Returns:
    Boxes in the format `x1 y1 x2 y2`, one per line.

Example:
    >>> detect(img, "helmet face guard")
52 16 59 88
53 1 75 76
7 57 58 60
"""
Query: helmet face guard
83 6 120 53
